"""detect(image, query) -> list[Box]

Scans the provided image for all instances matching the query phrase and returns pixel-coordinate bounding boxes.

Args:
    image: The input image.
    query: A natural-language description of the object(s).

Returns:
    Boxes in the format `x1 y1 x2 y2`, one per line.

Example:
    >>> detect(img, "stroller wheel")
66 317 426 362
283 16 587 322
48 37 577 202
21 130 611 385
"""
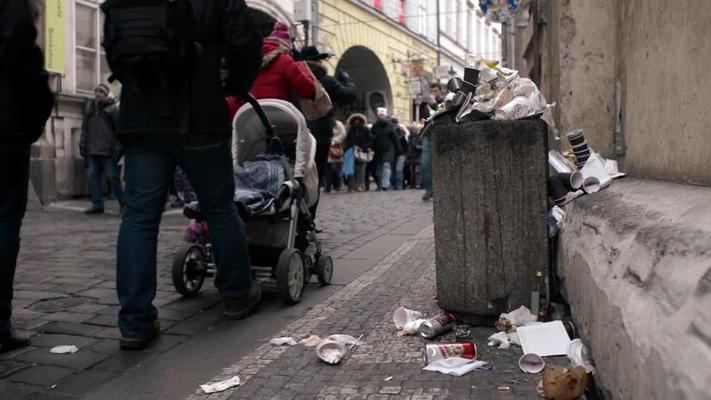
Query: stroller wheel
276 248 306 305
315 255 333 286
172 244 207 297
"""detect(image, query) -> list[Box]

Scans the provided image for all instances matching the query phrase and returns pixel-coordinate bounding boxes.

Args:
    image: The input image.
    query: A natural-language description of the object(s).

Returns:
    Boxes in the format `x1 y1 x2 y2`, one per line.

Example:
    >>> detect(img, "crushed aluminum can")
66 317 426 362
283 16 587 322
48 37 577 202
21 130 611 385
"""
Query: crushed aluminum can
454 323 472 343
423 342 477 365
420 312 456 339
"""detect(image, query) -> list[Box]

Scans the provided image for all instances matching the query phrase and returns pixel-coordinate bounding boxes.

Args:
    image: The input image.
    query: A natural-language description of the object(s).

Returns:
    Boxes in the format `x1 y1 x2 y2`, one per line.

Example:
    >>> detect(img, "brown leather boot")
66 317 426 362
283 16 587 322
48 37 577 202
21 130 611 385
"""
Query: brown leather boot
224 285 262 320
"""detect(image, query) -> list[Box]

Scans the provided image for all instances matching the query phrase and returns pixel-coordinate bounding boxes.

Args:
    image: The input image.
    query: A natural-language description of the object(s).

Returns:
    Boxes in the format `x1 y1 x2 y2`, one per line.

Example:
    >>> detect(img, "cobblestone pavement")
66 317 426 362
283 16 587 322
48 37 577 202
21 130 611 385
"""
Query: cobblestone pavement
0 190 433 399
190 227 553 400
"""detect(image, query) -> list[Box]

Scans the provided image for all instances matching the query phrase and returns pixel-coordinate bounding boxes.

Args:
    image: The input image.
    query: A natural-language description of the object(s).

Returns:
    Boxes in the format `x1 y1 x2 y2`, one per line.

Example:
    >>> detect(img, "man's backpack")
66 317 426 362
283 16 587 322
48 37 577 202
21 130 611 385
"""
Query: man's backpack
101 0 197 93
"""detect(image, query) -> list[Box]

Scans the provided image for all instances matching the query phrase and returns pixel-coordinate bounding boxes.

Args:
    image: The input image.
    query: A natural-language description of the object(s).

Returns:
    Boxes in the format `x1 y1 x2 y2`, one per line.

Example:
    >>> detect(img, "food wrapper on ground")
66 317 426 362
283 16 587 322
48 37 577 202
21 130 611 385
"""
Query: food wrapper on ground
50 345 79 354
542 365 587 400
270 337 298 346
495 305 538 332
423 357 492 377
300 335 322 347
200 376 241 394
487 331 511 349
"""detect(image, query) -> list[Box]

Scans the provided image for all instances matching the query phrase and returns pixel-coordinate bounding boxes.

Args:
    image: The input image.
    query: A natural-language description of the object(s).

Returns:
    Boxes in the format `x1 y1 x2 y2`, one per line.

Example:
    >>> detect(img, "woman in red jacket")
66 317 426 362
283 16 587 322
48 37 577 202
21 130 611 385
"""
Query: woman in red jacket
227 22 316 119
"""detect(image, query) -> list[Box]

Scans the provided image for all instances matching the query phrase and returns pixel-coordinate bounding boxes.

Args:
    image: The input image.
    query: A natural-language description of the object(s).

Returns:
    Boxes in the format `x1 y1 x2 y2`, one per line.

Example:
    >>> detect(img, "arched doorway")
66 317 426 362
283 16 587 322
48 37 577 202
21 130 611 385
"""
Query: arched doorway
334 46 393 122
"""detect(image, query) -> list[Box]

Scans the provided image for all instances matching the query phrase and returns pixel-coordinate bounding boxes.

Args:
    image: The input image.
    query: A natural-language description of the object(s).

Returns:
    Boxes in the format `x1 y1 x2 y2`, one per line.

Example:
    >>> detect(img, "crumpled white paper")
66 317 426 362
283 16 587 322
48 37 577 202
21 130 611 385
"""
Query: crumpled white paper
423 357 492 377
50 345 78 354
397 319 426 336
270 337 297 346
200 376 241 394
496 306 538 332
487 332 511 349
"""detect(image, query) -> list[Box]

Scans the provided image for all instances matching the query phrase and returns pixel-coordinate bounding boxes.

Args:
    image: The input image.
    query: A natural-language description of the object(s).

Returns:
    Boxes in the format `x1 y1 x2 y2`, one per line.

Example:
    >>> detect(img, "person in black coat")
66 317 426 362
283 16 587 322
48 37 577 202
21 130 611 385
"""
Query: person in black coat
345 113 372 191
371 108 401 191
300 46 356 188
80 84 123 214
0 0 55 351
108 0 263 350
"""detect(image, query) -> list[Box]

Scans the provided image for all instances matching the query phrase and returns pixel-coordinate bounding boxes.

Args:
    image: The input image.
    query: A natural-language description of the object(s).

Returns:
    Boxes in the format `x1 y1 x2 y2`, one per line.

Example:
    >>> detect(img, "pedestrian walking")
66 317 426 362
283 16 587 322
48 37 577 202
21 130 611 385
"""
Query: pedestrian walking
226 22 315 117
80 83 124 214
325 120 346 193
0 0 55 351
300 46 356 188
371 108 401 191
345 113 372 192
102 0 262 350
391 118 409 190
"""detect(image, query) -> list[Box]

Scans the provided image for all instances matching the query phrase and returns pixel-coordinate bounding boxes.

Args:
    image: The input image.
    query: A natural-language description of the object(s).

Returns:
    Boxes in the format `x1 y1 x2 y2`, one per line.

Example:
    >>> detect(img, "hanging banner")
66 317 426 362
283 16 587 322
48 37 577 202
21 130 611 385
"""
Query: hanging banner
479 0 519 23
45 0 66 74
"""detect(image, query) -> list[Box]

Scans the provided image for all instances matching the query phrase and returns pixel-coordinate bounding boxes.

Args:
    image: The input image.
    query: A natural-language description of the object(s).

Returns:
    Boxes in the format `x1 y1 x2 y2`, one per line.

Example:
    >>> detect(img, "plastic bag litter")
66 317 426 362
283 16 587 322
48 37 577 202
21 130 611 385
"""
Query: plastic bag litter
299 335 322 347
200 375 241 394
487 332 511 349
423 357 492 377
270 337 298 346
495 306 538 332
50 345 78 354
567 339 596 374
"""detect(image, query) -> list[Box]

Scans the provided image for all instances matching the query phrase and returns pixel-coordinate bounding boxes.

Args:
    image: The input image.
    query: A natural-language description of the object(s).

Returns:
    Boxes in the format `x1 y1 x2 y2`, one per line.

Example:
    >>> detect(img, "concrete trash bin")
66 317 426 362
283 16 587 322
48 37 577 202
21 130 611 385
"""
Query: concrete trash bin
431 117 549 324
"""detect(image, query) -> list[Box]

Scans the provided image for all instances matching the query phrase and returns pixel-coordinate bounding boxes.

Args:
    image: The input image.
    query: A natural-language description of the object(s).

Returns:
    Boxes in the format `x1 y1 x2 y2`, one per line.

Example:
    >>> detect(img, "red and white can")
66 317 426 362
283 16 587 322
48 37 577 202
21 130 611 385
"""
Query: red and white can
424 342 477 364
419 312 456 338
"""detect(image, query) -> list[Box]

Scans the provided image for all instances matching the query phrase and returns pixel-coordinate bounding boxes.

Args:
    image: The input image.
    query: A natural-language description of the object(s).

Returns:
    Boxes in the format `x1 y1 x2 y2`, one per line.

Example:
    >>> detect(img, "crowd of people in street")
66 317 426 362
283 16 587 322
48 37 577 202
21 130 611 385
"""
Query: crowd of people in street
1 0 445 353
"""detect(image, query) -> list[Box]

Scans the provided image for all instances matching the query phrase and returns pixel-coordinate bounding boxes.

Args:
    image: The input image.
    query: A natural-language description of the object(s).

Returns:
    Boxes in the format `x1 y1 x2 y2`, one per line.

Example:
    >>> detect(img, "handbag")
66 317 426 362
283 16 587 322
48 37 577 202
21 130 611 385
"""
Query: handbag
354 146 374 163
328 143 344 161
300 62 333 121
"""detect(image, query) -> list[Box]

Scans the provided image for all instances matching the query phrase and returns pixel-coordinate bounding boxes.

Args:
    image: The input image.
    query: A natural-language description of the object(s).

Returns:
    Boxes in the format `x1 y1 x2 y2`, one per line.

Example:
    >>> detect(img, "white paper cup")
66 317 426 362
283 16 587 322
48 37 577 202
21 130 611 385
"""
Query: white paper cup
519 353 545 374
316 340 346 365
583 176 601 194
393 307 423 330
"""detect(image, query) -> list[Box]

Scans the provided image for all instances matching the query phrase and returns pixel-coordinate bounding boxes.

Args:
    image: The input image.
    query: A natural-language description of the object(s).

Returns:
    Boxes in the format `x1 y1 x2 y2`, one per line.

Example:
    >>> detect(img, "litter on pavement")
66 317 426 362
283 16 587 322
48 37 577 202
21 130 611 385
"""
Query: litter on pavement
518 353 546 374
487 331 511 349
299 335 322 347
423 357 492 377
424 342 477 364
316 339 347 365
270 337 298 346
567 339 596 374
49 345 79 354
393 306 425 336
541 365 587 400
517 320 572 357
419 311 456 339
495 305 538 332
199 375 241 394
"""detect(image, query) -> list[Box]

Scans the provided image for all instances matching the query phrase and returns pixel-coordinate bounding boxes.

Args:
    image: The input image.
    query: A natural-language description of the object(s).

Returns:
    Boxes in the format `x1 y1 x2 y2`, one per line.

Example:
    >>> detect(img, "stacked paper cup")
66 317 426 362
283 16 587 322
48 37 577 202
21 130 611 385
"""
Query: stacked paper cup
566 129 590 169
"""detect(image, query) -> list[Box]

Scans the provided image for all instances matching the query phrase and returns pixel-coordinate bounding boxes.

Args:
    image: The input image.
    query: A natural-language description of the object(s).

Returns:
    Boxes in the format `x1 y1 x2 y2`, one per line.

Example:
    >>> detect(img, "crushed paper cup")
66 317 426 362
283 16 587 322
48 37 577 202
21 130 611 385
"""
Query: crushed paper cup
299 335 322 347
200 375 241 394
316 340 346 365
393 306 423 330
270 337 297 346
50 345 79 354
519 353 546 374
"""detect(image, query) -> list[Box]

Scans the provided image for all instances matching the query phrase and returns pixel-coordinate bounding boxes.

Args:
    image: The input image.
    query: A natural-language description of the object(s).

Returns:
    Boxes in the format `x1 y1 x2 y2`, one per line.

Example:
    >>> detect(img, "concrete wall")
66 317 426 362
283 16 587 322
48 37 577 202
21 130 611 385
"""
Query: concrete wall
616 0 711 185
557 0 617 156
554 0 711 185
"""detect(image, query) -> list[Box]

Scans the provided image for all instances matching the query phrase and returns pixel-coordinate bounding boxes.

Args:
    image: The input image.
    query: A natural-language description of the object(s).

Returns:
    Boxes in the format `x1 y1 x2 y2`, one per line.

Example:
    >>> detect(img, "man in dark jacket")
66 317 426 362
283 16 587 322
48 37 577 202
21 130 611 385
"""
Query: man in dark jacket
371 108 401 191
80 83 123 214
300 46 356 187
0 0 55 351
106 0 262 350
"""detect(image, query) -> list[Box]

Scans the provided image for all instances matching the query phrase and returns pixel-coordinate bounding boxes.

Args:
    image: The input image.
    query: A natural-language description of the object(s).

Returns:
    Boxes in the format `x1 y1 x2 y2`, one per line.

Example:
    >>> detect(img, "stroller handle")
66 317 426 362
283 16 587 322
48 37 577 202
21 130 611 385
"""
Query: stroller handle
241 92 276 140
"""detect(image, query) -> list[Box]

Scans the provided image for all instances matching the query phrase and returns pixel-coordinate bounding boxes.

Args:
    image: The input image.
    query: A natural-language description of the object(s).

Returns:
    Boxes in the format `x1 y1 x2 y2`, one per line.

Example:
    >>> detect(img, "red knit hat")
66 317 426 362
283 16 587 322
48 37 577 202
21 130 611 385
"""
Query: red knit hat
265 22 292 49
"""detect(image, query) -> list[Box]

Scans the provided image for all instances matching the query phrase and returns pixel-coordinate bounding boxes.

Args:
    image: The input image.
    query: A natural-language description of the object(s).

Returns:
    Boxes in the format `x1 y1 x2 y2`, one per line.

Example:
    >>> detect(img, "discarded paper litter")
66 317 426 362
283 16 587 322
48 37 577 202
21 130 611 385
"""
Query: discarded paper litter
200 375 241 394
50 345 79 354
423 357 492 377
495 305 538 333
517 320 572 357
270 337 297 346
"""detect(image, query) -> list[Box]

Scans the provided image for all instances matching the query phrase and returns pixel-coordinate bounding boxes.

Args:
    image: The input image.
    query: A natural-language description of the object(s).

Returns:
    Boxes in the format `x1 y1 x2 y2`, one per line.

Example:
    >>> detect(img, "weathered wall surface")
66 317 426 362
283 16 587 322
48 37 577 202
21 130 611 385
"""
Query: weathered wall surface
559 179 711 399
557 0 617 156
616 0 711 185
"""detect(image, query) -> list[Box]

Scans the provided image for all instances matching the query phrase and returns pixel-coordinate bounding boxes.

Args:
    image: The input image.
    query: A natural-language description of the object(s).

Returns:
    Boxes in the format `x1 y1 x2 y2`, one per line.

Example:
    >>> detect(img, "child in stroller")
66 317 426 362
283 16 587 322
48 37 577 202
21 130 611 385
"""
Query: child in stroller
171 98 332 305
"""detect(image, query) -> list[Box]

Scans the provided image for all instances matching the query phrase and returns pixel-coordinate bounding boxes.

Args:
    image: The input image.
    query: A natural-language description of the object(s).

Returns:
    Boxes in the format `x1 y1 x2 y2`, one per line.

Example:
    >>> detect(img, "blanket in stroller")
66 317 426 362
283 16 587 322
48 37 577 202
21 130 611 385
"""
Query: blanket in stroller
234 154 287 213
174 154 287 214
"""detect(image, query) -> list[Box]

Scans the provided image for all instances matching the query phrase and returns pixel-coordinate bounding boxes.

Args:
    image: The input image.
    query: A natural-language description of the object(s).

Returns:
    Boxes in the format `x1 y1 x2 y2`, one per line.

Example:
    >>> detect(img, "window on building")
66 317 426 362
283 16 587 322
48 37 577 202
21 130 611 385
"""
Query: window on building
74 0 112 94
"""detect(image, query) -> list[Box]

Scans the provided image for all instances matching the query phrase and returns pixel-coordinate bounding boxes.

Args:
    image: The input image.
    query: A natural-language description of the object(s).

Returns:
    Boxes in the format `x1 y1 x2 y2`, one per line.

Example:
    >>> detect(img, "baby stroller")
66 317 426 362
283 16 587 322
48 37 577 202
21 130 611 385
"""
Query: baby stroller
171 96 332 305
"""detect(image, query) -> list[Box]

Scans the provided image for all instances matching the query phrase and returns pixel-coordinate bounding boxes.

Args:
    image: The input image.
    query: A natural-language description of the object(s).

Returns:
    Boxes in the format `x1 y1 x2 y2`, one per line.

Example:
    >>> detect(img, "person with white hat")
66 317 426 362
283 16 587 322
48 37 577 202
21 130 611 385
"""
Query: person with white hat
370 107 402 191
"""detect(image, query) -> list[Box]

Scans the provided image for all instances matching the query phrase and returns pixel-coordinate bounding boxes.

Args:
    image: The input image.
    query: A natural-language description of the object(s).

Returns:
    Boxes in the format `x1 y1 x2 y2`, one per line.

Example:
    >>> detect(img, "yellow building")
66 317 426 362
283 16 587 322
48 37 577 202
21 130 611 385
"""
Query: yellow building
315 0 439 122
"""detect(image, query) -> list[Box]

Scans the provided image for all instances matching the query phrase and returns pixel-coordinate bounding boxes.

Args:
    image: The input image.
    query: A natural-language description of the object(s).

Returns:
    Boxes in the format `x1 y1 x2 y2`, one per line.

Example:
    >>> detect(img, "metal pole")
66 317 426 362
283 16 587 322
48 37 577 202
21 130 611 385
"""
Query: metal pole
303 21 310 46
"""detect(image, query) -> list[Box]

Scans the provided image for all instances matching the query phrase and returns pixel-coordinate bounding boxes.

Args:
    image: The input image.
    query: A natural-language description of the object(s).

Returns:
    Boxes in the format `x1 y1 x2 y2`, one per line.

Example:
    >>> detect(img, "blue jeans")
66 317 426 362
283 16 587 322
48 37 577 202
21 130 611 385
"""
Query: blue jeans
421 137 432 193
394 154 406 190
376 161 392 190
117 138 251 336
0 142 30 336
88 155 124 208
